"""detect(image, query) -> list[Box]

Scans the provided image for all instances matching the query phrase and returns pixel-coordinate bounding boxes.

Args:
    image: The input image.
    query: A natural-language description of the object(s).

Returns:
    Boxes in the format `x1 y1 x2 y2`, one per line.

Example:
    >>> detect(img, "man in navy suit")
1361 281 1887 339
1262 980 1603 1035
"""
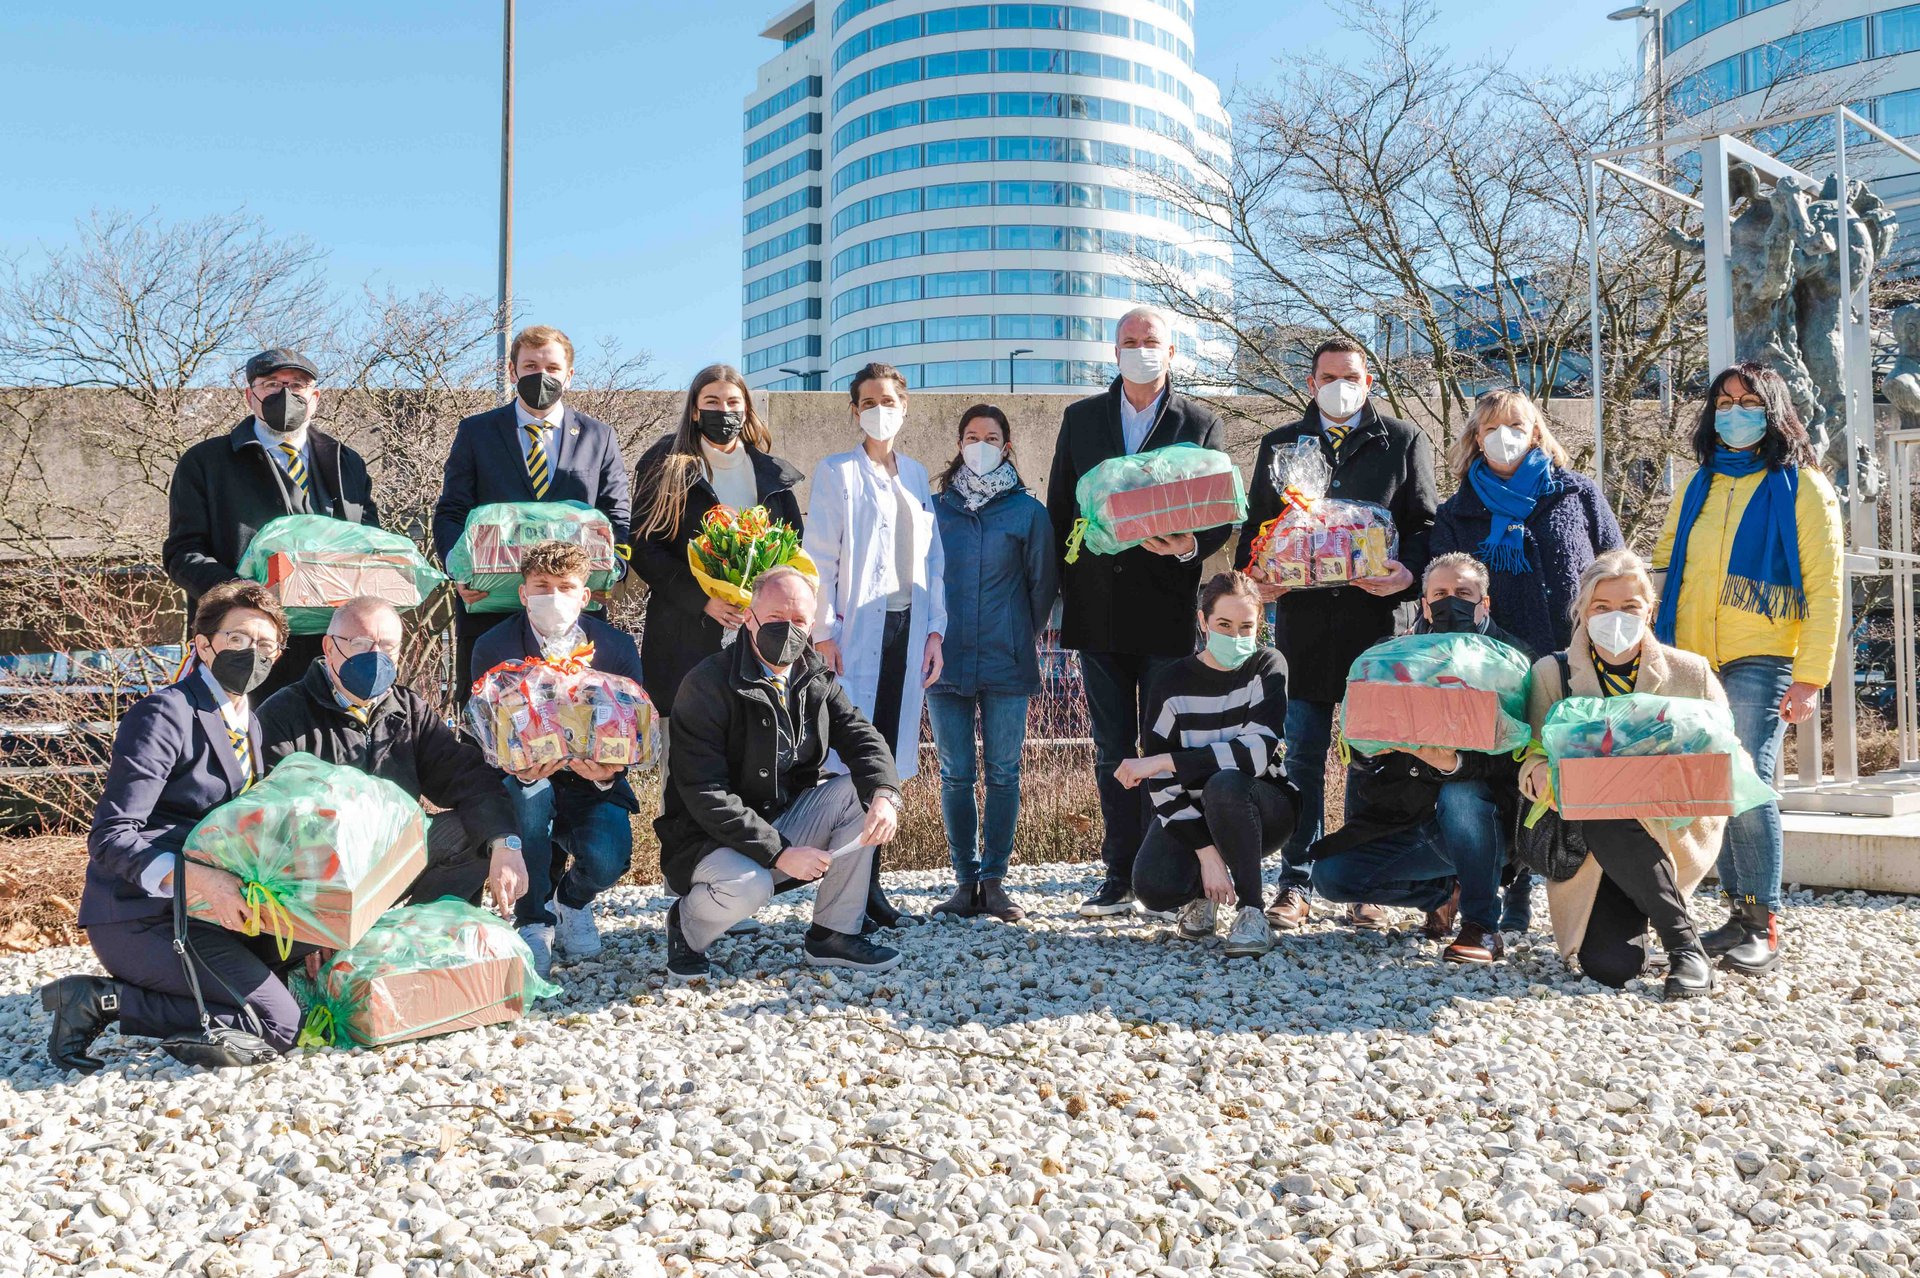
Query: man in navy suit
433 325 633 697
471 540 643 979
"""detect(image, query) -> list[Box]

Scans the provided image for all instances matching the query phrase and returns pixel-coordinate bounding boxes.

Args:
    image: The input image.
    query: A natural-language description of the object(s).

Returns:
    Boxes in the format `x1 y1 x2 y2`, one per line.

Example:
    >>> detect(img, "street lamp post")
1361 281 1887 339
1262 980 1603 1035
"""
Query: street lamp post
1008 348 1034 394
778 366 817 390
1607 5 1672 447
497 0 515 402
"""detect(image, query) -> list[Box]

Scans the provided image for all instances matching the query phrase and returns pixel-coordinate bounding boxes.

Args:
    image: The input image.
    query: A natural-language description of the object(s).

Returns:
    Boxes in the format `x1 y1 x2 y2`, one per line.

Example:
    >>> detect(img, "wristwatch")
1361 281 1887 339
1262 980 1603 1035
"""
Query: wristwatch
497 835 524 854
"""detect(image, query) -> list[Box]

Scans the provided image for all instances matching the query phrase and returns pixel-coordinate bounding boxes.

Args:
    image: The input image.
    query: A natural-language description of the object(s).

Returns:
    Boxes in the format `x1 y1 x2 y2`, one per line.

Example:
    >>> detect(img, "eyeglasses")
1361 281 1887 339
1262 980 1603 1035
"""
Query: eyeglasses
330 634 402 659
213 629 281 657
1713 395 1765 410
249 376 315 395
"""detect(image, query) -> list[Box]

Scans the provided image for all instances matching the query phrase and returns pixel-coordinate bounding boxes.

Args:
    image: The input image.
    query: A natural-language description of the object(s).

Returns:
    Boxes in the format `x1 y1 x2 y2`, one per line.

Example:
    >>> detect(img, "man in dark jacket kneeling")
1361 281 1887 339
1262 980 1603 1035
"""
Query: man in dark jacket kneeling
656 565 905 984
1306 553 1532 965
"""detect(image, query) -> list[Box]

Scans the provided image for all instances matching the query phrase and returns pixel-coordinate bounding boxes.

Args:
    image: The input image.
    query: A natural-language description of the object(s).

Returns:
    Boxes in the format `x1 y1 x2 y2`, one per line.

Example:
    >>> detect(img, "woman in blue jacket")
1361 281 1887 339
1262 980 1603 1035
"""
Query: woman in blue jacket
926 405 1058 922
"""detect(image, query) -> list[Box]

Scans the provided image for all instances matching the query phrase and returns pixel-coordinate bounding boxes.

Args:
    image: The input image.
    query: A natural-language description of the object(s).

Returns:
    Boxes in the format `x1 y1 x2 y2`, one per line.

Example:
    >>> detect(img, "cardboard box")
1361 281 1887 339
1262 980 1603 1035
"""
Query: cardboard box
1557 753 1735 821
1103 472 1243 544
468 520 618 574
346 956 531 1047
188 824 427 951
1344 681 1504 751
266 552 425 610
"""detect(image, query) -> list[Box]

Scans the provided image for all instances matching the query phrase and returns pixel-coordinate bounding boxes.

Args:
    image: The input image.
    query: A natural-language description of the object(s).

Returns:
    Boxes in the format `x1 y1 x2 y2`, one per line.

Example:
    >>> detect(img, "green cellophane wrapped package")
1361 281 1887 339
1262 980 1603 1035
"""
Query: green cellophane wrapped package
236 515 447 634
296 899 561 1049
1065 444 1246 561
182 753 428 956
445 501 620 612
1340 633 1534 755
1540 693 1775 823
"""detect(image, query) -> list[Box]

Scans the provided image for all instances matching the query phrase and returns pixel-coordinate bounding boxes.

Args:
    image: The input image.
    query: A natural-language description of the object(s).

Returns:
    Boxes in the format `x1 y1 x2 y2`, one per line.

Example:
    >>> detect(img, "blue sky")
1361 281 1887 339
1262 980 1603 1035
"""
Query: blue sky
7 1 1636 389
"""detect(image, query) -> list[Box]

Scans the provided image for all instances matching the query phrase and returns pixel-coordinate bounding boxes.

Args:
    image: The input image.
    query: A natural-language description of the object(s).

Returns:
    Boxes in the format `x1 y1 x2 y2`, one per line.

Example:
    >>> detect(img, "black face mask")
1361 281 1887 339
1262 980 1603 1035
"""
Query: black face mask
208 646 275 696
257 388 313 435
696 409 745 446
752 619 810 667
1426 596 1486 635
517 372 564 412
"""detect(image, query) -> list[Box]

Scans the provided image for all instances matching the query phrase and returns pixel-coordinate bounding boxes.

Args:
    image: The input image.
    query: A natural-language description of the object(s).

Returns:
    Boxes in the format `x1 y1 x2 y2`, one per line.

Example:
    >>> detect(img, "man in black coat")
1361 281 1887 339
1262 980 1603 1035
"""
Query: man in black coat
1305 554 1530 963
255 596 527 915
1045 306 1233 917
432 324 633 698
1235 337 1437 931
656 565 904 983
162 348 380 701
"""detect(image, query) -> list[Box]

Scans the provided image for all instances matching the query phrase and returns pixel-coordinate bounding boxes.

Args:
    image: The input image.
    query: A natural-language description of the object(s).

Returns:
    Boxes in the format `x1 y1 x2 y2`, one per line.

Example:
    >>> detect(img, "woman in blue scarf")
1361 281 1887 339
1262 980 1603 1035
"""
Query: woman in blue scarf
1432 390 1622 933
1653 362 1844 979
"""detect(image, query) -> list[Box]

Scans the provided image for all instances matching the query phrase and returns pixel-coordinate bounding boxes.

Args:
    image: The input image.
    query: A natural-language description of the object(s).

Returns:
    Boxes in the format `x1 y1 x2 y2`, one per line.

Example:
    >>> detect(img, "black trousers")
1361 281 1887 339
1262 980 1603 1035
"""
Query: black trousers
88 915 315 1054
1081 650 1178 887
1133 772 1296 912
406 809 491 906
1576 818 1702 989
870 607 913 757
452 604 517 706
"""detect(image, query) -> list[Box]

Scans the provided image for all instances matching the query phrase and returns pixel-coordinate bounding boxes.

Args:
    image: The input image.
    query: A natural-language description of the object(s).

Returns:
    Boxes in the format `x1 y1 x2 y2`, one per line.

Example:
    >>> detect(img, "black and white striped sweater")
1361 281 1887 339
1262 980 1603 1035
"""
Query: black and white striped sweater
1141 648 1292 849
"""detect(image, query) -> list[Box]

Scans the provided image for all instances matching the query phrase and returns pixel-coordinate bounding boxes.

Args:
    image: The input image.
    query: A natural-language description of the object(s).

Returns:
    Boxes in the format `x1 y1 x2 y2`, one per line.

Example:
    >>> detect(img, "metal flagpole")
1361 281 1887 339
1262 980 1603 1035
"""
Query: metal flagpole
497 0 515 403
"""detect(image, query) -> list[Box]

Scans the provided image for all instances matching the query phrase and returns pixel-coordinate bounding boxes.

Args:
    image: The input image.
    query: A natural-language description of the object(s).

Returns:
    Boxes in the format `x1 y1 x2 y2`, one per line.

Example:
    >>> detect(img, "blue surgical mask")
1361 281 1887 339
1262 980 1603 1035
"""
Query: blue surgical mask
1715 405 1768 449
1205 630 1258 670
336 650 397 704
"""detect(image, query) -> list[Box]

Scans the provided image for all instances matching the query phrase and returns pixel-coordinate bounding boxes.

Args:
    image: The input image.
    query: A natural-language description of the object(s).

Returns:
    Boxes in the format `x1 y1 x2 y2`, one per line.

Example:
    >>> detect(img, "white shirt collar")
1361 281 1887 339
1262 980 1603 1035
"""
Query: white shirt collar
1322 411 1360 430
532 620 587 660
515 399 565 431
198 664 249 728
253 418 309 453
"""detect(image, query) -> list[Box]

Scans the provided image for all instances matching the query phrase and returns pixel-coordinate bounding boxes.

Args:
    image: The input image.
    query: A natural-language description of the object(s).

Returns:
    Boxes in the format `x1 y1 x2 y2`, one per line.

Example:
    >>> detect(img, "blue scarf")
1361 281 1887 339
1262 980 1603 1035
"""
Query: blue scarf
1467 451 1555 575
1652 447 1805 645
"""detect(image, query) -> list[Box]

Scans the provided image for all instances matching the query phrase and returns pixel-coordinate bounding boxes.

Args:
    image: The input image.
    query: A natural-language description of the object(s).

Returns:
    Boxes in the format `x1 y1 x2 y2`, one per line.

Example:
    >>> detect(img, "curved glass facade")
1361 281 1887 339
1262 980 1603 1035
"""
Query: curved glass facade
831 46 1196 114
834 5 1193 72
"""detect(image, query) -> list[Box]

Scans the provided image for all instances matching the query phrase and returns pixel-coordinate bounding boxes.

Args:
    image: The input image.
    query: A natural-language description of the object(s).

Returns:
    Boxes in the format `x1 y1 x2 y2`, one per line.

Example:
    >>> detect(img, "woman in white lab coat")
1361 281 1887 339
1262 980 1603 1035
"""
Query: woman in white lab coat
804 361 947 928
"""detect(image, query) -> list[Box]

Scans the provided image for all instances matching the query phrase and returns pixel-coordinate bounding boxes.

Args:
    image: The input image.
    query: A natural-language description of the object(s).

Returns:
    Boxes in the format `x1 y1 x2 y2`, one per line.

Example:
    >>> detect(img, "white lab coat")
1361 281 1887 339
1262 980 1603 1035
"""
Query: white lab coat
804 446 948 781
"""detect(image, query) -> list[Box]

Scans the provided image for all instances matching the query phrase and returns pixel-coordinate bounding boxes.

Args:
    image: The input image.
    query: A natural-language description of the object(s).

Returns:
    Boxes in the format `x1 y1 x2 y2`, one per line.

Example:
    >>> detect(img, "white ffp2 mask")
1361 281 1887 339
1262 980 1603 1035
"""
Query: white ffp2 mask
859 404 904 441
1587 610 1645 659
1482 424 1533 467
1117 345 1169 385
962 441 1003 475
526 591 584 638
1315 378 1368 422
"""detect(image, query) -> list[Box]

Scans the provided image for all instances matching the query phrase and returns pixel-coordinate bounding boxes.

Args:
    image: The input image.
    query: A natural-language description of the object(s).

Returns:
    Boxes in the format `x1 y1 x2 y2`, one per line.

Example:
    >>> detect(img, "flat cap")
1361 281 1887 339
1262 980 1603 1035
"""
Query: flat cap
242 348 319 383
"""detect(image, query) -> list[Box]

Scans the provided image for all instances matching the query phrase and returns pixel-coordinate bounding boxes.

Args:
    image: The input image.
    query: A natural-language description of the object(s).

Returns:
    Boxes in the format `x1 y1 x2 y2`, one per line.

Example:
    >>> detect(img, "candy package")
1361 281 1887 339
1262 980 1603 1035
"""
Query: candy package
237 515 446 635
1341 633 1534 754
445 502 620 612
297 900 561 1049
1064 444 1246 561
1248 440 1397 587
467 654 655 773
1539 694 1774 822
183 753 427 954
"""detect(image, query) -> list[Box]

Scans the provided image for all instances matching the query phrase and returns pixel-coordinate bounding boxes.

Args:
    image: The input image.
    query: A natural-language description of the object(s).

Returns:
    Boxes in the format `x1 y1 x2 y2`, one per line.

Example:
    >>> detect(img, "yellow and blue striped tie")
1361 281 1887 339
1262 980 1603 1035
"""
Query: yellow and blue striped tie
1324 424 1349 457
279 442 311 500
526 424 551 499
227 724 255 790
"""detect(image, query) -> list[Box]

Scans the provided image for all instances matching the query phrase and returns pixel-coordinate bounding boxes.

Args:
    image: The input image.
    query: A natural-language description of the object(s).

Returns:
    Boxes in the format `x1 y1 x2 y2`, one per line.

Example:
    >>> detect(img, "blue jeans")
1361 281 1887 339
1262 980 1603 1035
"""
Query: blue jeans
1277 698 1335 890
1717 655 1793 912
926 689 1030 883
1310 822 1457 913
1434 779 1507 931
507 776 634 928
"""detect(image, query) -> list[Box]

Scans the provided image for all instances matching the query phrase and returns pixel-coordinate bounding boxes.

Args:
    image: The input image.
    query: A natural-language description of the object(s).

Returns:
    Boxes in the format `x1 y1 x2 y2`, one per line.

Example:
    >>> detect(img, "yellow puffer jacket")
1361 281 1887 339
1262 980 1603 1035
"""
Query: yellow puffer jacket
1652 465 1844 686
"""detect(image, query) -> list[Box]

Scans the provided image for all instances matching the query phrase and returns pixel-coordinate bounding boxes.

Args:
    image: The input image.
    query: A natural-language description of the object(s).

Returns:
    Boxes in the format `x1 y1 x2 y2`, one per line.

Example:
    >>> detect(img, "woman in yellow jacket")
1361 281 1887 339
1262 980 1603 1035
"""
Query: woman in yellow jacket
1653 361 1843 976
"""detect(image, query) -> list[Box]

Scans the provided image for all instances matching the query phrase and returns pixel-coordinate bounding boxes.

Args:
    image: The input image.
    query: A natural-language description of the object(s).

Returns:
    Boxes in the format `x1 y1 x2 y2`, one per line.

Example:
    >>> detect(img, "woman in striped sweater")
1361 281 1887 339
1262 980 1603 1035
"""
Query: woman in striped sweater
1116 572 1299 957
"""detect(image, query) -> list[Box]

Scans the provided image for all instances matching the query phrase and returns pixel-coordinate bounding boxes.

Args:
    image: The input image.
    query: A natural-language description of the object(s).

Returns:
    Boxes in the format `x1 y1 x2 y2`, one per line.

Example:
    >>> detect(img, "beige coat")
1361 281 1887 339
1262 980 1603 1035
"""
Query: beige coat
1519 629 1732 960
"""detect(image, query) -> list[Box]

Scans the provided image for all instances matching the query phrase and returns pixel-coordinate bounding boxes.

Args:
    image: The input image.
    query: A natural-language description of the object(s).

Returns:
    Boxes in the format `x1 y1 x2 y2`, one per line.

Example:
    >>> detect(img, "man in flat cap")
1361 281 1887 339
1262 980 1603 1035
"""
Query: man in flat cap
163 348 381 699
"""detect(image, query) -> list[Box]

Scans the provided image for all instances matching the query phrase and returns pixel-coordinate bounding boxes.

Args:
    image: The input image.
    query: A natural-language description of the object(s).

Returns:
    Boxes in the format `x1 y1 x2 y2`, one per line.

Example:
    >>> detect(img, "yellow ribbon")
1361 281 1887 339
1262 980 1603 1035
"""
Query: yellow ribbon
240 879 296 962
1064 518 1089 565
1334 734 1353 767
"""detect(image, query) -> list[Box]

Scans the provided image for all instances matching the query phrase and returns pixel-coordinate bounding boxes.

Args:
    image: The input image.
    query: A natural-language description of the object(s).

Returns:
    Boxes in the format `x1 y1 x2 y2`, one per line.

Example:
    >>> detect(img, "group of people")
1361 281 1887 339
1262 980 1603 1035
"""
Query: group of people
38 308 1843 1073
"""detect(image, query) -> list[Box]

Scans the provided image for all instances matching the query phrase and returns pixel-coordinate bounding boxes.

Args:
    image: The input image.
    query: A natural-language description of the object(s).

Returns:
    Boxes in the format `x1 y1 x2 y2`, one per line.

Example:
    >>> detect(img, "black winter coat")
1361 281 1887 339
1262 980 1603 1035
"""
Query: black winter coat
1233 403 1438 703
656 639 900 896
256 660 516 846
628 437 805 717
1307 617 1533 862
1045 379 1231 656
162 419 379 614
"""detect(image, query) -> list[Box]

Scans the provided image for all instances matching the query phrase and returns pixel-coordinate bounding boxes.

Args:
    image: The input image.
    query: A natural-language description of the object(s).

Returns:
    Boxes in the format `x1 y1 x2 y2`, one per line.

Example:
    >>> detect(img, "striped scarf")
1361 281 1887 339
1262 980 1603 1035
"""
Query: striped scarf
1591 650 1639 698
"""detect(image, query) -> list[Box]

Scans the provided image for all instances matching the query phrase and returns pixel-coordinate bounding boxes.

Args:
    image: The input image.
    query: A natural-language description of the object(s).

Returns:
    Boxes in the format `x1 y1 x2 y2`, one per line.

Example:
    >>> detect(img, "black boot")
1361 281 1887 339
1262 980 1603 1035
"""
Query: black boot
1663 945 1716 1000
42 975 119 1073
976 878 1026 923
1719 898 1782 976
864 853 920 930
1698 901 1746 956
931 883 980 917
664 902 712 985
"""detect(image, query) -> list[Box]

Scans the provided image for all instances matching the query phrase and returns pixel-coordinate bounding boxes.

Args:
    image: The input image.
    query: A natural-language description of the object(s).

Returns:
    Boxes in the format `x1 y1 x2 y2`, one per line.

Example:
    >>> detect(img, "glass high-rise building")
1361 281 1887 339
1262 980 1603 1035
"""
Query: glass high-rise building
741 0 1233 393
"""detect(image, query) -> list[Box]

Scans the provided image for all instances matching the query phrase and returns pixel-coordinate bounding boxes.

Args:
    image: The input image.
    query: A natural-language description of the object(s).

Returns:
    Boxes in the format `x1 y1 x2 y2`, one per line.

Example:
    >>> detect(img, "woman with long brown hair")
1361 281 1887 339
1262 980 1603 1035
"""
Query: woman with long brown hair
630 364 804 743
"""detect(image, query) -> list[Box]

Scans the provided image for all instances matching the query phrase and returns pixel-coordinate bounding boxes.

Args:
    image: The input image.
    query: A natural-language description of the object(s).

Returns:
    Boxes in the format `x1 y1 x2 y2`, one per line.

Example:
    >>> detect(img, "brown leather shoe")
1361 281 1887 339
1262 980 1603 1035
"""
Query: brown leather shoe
1265 887 1310 931
1348 902 1391 931
1422 884 1461 941
1444 920 1505 964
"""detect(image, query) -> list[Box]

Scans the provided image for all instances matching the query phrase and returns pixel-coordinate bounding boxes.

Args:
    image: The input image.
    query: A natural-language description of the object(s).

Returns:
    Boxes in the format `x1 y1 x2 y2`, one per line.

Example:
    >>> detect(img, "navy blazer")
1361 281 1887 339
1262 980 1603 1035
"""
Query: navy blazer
470 612 645 812
431 403 633 568
81 675 260 928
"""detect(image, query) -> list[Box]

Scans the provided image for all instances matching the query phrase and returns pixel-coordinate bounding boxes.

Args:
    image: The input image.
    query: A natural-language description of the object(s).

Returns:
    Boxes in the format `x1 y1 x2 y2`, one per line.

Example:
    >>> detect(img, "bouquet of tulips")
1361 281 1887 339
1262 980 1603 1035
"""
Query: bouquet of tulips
685 505 816 642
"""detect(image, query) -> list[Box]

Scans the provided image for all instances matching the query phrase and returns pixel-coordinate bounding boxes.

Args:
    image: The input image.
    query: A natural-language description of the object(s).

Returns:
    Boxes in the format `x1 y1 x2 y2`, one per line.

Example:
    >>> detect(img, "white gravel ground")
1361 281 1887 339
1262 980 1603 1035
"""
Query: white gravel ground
2 862 1918 1278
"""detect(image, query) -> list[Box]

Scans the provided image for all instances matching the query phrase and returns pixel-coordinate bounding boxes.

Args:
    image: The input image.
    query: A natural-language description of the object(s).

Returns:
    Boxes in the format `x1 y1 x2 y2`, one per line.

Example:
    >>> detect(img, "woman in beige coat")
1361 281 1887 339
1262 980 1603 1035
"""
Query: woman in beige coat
1518 550 1727 999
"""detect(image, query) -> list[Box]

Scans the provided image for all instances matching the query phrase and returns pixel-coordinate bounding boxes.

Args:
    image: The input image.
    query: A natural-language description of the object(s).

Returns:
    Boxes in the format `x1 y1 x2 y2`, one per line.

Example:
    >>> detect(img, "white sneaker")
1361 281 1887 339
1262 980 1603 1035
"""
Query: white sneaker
1223 906 1273 958
552 898 601 960
518 924 555 981
1176 899 1219 940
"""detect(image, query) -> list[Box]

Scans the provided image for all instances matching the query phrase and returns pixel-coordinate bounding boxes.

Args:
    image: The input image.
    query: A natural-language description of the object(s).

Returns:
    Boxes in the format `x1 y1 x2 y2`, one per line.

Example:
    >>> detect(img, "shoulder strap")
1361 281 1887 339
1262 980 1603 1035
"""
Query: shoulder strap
1554 650 1572 698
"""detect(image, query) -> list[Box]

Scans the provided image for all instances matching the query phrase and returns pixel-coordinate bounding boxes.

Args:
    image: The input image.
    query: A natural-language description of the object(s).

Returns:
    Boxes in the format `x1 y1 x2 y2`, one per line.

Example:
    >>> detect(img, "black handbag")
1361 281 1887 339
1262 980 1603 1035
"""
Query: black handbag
1511 653 1589 884
159 854 281 1069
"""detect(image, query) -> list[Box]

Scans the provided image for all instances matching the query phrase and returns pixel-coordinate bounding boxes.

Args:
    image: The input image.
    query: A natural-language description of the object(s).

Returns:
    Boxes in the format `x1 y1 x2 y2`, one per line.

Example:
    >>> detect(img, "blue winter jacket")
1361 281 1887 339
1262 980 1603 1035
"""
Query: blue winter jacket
932 484 1058 697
